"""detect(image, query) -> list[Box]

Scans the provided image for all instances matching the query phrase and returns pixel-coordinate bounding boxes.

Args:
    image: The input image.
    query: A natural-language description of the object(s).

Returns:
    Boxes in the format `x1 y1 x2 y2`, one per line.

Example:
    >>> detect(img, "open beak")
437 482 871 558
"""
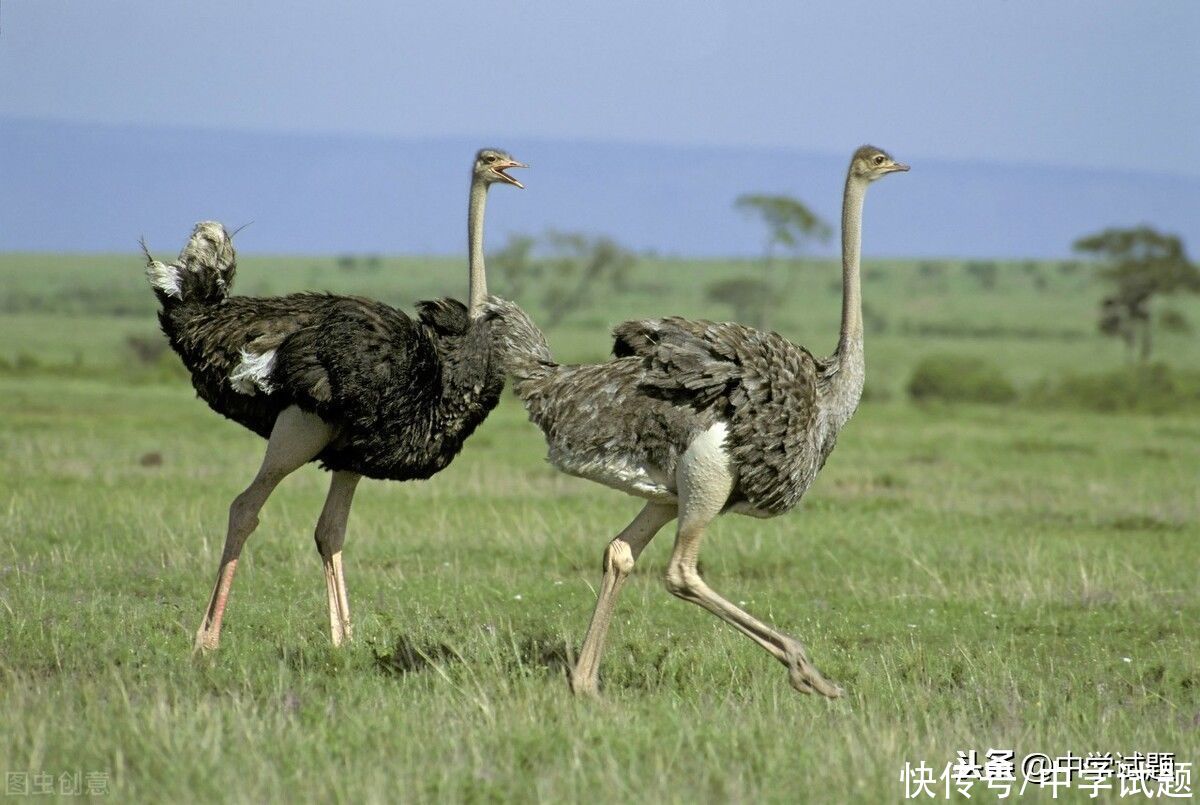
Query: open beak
888 162 910 173
493 159 528 188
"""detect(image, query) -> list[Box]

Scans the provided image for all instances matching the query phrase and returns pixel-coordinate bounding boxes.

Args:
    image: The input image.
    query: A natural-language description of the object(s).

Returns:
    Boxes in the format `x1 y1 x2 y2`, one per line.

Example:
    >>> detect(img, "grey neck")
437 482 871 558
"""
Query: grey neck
467 177 488 317
837 174 867 359
823 172 868 429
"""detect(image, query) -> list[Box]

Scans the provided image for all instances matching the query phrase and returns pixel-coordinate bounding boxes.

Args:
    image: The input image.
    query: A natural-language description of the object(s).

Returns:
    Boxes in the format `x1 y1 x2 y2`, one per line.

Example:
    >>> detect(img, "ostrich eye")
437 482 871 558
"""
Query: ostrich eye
483 154 495 163
873 155 885 165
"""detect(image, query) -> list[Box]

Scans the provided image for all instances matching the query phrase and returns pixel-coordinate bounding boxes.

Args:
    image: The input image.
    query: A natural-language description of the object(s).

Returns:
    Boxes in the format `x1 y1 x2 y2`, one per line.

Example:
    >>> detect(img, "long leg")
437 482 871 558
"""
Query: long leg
194 406 337 653
570 501 677 697
663 434 844 698
314 470 361 647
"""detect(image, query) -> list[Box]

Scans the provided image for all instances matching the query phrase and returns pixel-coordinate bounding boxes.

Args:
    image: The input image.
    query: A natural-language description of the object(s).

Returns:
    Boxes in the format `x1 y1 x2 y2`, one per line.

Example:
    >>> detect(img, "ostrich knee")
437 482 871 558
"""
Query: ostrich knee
224 489 263 559
664 559 702 601
313 511 342 558
223 467 285 560
603 538 636 578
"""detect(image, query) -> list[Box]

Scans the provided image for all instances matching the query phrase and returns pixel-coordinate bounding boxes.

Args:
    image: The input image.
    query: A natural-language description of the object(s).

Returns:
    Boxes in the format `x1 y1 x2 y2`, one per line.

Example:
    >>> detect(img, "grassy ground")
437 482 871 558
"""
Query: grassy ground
1 253 1197 802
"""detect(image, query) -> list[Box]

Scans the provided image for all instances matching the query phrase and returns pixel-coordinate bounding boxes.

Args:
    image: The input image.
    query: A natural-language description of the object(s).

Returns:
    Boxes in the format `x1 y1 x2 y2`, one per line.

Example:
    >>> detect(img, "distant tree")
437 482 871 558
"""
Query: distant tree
493 232 634 327
705 278 776 324
540 232 635 327
1074 226 1199 361
734 194 831 328
966 261 998 291
364 255 383 272
491 234 537 298
1097 295 1140 355
604 242 636 293
336 255 358 272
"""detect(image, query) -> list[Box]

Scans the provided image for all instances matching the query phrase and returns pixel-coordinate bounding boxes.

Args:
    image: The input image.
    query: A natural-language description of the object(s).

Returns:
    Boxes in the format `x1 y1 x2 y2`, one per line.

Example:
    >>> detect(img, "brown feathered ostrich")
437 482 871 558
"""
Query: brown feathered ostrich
144 149 526 652
486 146 907 697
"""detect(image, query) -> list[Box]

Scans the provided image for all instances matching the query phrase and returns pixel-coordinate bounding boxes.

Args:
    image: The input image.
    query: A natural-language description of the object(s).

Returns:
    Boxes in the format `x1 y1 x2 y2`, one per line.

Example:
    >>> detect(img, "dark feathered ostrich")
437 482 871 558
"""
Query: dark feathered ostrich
486 146 907 698
144 149 526 652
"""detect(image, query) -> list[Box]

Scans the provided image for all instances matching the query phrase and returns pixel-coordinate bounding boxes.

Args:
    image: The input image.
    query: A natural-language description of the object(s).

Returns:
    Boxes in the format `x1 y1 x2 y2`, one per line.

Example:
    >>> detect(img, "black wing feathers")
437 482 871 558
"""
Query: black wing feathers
415 298 470 337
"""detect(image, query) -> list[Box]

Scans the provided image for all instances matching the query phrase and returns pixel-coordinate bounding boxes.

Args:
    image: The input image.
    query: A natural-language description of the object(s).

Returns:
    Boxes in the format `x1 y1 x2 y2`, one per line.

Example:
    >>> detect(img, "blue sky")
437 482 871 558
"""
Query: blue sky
2 0 1197 176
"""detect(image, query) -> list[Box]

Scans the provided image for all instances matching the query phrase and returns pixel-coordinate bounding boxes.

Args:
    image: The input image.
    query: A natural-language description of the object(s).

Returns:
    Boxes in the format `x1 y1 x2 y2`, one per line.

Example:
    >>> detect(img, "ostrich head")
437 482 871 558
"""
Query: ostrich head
849 146 909 181
180 221 237 274
143 220 238 303
474 149 527 189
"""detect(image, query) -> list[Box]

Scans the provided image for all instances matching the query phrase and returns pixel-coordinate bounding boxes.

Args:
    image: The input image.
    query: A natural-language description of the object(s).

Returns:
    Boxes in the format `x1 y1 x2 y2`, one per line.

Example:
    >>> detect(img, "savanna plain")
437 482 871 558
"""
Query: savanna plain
1 253 1197 802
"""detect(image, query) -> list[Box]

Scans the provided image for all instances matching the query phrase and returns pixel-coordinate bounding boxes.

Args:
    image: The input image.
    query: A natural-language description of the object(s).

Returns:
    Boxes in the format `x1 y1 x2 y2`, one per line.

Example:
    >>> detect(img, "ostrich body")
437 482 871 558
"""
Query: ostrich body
146 149 526 652
487 146 907 697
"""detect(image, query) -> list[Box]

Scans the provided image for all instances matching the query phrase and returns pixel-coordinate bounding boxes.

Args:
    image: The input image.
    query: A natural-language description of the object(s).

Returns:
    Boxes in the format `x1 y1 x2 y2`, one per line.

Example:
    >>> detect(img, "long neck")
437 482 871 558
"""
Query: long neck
467 177 488 316
837 174 868 357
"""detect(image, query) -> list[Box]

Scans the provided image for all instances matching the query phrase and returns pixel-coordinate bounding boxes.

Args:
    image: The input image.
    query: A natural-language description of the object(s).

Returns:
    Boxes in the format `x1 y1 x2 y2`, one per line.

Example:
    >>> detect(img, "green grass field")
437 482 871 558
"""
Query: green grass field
1 253 1197 802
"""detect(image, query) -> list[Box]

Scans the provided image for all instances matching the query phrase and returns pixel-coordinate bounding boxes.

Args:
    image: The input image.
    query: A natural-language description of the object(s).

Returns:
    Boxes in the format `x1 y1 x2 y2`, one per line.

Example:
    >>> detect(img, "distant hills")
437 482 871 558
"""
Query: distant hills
2 117 1197 258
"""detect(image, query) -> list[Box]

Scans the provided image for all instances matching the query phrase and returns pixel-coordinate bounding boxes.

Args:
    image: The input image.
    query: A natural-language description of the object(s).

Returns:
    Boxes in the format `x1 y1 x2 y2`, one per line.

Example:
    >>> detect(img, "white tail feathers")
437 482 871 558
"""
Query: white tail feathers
229 349 278 395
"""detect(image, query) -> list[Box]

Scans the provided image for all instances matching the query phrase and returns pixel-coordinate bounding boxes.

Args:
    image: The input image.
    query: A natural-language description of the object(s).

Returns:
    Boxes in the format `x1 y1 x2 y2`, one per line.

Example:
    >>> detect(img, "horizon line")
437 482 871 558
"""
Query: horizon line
4 113 1197 183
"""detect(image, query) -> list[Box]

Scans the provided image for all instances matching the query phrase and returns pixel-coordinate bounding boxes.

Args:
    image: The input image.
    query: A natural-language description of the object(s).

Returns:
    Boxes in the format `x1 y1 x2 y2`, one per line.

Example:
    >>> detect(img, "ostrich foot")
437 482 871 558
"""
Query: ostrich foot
193 559 238 655
193 627 220 654
330 622 352 647
568 672 602 699
783 640 844 698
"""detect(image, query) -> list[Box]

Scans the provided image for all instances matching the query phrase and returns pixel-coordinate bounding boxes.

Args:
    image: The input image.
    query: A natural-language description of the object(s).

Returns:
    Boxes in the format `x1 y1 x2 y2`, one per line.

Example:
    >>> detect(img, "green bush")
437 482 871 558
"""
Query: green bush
1028 363 1200 414
907 355 1017 404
